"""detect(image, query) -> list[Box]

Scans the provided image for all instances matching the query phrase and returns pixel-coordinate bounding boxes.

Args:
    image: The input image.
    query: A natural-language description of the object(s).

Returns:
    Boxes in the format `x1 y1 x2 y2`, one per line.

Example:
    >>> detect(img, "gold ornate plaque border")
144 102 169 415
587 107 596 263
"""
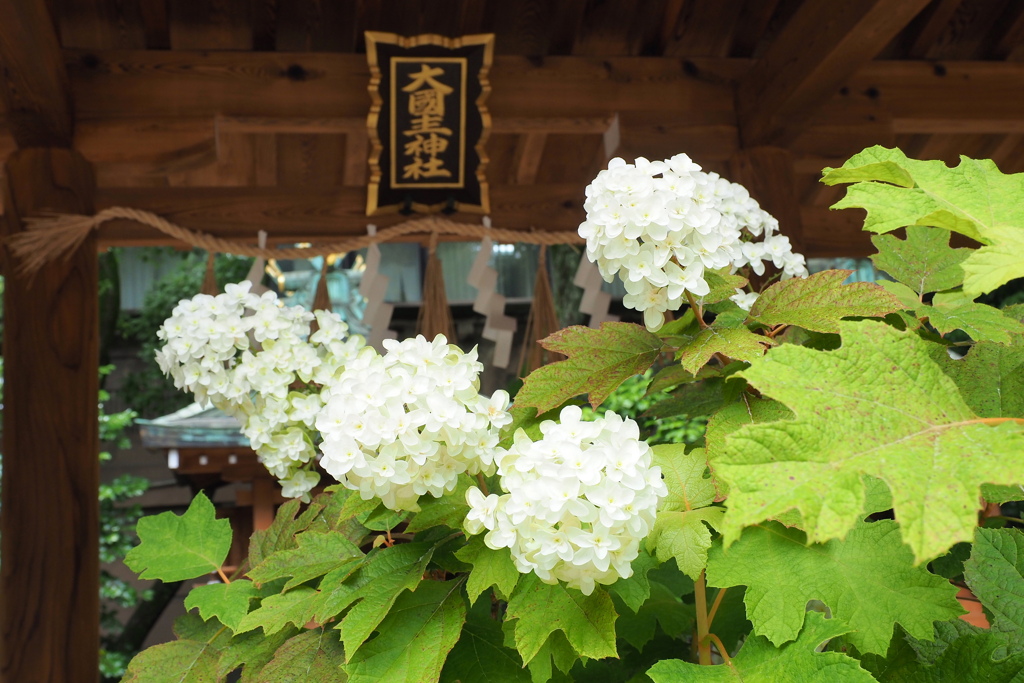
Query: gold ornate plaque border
365 31 494 217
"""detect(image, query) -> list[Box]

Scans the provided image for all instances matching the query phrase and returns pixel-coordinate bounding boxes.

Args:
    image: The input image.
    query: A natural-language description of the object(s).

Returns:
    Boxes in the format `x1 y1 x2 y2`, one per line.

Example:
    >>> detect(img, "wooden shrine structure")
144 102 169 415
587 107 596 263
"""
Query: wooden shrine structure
2 0 1023 679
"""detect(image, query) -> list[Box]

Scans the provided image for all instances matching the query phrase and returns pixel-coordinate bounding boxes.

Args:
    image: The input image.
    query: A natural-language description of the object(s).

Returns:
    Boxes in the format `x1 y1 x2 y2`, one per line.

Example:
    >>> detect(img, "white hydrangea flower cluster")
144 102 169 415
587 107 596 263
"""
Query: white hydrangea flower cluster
316 335 512 511
156 283 511 507
578 154 809 330
464 406 667 595
156 282 364 500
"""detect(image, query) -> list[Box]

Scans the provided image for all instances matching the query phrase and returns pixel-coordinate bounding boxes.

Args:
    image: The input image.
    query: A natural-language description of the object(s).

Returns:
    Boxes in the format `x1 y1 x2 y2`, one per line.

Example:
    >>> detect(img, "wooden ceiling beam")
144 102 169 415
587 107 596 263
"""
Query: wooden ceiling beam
0 0 74 147
736 0 931 148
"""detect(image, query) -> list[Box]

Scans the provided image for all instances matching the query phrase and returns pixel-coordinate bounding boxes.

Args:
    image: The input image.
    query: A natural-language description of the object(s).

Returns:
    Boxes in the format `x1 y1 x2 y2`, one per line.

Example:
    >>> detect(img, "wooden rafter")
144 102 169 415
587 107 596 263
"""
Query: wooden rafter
0 0 74 147
736 0 931 147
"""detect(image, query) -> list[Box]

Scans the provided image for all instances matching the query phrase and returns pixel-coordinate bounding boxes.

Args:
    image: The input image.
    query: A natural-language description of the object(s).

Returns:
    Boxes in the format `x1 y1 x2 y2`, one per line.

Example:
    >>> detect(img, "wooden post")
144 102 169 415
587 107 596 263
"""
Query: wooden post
729 146 805 255
1 148 99 683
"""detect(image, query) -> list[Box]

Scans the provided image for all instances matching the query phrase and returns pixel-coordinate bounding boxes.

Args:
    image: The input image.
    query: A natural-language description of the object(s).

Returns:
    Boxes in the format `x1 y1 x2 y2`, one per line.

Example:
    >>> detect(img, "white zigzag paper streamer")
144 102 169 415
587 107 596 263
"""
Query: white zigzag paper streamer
359 225 396 351
468 218 517 368
242 230 270 296
574 255 619 328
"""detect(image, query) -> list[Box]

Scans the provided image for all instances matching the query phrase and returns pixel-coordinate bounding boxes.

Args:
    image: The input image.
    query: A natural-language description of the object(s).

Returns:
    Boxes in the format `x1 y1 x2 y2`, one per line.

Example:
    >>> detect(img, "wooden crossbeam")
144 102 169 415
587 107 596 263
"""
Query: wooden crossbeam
0 0 74 147
736 0 931 147
86 183 873 257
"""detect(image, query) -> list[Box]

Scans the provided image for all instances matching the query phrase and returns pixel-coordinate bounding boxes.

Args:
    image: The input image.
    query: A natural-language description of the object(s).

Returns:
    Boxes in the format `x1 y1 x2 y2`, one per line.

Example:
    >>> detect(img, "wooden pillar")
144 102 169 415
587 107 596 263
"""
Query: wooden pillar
1 148 99 683
729 146 805 255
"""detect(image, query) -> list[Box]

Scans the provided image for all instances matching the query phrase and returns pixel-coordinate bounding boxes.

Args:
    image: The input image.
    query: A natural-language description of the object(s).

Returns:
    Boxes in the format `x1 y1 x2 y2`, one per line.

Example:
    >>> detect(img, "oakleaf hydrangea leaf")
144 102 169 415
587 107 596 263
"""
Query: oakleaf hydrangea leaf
516 322 663 413
676 321 770 374
647 507 725 580
928 341 1024 418
822 145 1024 296
125 492 232 581
647 611 875 682
320 542 434 656
714 320 1024 563
215 625 299 679
965 527 1024 650
345 579 467 683
257 627 346 682
121 640 222 682
455 535 521 605
653 444 716 512
607 548 658 613
504 574 618 664
247 532 362 590
614 580 694 651
702 268 749 305
184 580 258 632
249 497 325 569
123 613 231 682
748 269 903 334
870 630 1024 682
236 587 323 636
706 521 963 654
920 290 1024 343
441 599 531 683
871 226 972 296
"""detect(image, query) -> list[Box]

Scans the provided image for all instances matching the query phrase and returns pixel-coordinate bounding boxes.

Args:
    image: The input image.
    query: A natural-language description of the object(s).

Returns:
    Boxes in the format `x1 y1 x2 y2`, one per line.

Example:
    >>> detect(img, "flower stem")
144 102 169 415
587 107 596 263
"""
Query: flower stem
685 291 707 330
476 473 490 496
707 586 728 629
216 566 231 584
705 633 734 667
694 570 712 665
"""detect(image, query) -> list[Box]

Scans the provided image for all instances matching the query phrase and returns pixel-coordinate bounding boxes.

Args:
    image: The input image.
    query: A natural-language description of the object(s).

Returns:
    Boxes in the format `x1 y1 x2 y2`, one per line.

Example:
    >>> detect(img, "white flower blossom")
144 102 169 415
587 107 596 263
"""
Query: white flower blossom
157 285 512 507
464 406 667 595
580 154 809 331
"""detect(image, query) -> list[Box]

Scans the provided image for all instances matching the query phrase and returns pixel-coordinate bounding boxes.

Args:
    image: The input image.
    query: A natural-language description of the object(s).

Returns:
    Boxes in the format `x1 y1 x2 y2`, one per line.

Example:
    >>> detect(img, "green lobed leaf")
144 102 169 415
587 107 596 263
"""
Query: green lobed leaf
871 226 972 296
184 580 259 632
249 498 325 569
255 627 346 682
822 145 1024 297
455 535 521 605
748 269 903 334
217 626 300 681
647 611 875 682
653 444 716 512
965 527 1024 650
236 587 323 636
918 290 1024 343
675 319 771 374
121 639 222 682
504 574 618 665
645 373 745 421
706 521 963 654
606 548 658 614
440 598 531 683
714 319 1024 563
928 340 1024 419
319 542 435 657
515 322 663 413
344 578 467 683
125 492 232 582
520 630 577 683
702 268 749 305
614 579 695 651
648 507 725 581
248 532 363 591
868 630 1024 682
406 475 471 533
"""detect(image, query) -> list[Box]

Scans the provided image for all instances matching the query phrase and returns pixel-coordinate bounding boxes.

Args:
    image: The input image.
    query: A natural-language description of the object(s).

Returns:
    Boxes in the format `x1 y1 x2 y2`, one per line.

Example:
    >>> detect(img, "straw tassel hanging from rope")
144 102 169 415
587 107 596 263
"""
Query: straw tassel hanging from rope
417 232 457 343
519 245 564 376
201 251 219 295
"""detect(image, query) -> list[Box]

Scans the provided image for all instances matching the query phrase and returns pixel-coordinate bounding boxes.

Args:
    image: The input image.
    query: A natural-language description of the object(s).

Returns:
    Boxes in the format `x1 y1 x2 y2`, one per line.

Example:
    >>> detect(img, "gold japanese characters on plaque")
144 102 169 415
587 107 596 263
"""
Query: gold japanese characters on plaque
365 32 494 216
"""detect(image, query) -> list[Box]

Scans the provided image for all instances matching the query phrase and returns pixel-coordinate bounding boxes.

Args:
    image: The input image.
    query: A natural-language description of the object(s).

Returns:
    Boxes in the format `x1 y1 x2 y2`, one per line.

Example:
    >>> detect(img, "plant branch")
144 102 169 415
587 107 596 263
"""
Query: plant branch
706 586 728 629
685 291 707 330
694 570 712 665
476 473 490 496
216 566 231 584
704 633 734 667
